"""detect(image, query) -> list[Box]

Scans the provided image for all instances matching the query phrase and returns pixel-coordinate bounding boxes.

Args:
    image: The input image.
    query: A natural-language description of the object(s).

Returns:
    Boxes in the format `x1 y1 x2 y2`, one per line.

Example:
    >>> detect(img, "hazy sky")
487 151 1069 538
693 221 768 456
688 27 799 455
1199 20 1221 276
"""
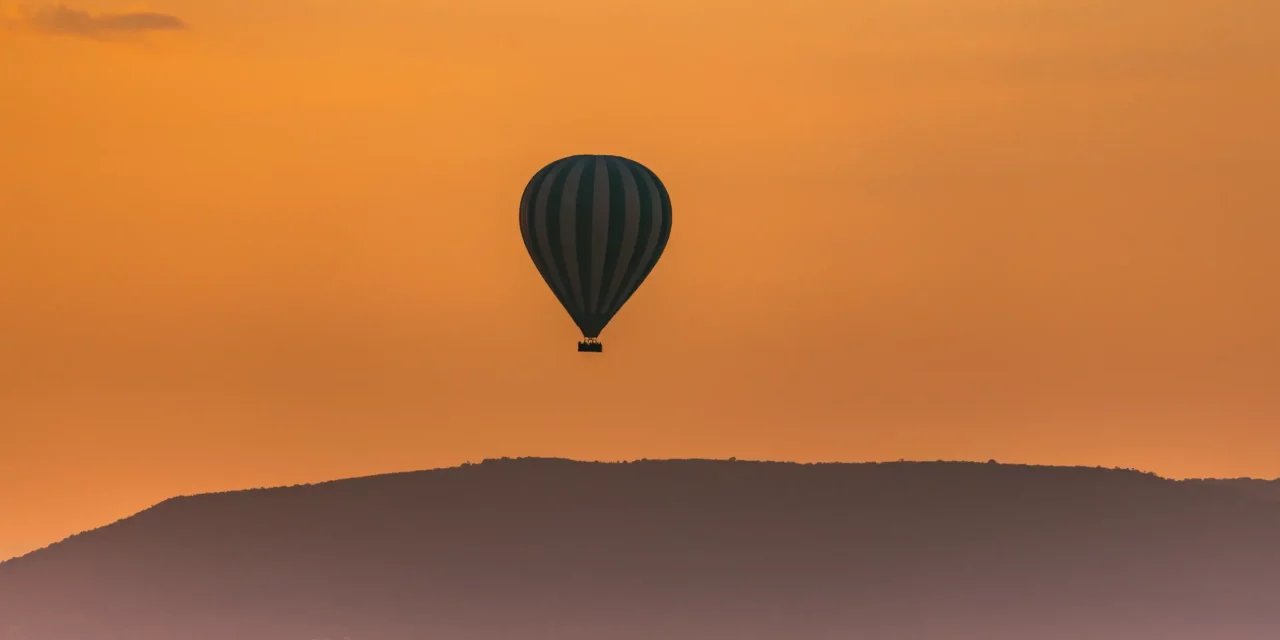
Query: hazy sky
2 0 1278 561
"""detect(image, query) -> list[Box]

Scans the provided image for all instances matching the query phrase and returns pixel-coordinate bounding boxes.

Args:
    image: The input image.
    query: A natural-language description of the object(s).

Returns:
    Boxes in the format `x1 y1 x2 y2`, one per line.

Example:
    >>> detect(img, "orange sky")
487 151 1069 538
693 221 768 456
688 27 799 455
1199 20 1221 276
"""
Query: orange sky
2 0 1278 561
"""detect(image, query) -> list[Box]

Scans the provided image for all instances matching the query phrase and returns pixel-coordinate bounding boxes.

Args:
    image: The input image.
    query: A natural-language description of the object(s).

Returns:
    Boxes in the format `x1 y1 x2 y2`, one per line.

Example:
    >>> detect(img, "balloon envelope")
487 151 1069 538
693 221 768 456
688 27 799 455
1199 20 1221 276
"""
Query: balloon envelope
519 154 673 347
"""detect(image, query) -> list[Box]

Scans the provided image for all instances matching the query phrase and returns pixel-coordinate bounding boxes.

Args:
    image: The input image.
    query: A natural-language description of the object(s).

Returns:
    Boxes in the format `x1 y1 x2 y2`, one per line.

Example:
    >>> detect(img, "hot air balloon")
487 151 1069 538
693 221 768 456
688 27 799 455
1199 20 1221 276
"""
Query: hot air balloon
519 154 672 353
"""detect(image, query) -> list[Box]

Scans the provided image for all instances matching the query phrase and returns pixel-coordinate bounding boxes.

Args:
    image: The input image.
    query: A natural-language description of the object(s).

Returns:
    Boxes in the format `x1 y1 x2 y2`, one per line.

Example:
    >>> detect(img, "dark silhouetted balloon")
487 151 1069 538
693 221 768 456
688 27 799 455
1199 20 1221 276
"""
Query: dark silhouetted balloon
519 154 672 353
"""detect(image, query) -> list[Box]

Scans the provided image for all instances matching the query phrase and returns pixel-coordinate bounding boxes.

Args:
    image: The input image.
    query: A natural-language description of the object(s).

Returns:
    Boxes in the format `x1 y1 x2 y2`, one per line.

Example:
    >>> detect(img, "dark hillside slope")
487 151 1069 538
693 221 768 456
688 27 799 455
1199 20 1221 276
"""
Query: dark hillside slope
1185 477 1280 502
3 458 1280 640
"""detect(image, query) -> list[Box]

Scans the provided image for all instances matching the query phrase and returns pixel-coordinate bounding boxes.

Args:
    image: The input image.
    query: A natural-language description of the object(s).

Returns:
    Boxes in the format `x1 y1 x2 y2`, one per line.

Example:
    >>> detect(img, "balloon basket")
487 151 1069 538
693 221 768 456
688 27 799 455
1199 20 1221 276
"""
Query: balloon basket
577 340 603 353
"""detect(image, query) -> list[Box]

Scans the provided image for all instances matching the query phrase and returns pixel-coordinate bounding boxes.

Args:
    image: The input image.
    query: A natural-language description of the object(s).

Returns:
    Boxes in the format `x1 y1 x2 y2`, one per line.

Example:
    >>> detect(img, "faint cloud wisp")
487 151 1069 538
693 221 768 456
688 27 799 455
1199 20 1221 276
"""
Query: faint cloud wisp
15 3 186 38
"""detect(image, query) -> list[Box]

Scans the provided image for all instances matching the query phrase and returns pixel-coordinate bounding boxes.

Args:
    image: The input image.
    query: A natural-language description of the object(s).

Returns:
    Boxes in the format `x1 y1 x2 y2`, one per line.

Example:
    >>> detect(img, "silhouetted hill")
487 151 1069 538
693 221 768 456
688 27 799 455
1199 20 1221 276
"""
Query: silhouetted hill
3 458 1280 640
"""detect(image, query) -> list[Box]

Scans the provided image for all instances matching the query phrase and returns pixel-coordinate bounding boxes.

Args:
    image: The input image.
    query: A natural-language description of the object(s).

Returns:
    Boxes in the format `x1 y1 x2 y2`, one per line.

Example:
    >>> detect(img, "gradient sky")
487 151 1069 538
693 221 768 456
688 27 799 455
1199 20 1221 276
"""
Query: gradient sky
2 0 1278 561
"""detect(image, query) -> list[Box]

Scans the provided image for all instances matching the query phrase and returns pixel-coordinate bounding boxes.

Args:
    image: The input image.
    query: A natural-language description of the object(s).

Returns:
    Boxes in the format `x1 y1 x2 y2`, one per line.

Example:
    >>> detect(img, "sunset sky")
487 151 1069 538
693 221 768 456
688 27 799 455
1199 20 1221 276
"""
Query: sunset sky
2 0 1278 561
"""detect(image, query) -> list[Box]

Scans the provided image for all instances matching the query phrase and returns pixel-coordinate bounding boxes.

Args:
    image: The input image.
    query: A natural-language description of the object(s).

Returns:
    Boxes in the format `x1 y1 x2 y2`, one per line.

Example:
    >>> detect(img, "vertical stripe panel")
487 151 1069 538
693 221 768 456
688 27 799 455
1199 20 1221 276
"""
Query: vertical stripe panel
558 158 588 315
600 157 629 310
587 157 611 314
572 156 597 319
533 160 574 316
608 162 667 317
598 161 643 315
622 164 673 310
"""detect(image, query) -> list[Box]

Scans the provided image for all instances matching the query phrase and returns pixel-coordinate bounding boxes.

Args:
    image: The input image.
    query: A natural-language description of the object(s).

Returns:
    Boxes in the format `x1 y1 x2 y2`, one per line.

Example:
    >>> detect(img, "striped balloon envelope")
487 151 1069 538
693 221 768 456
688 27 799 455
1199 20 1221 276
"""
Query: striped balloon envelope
518 154 673 353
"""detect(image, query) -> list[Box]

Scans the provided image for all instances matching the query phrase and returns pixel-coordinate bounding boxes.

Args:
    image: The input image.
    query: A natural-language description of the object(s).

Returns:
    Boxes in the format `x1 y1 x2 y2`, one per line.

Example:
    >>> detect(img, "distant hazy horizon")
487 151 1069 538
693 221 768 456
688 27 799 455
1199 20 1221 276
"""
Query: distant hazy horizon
3 0 1277 563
